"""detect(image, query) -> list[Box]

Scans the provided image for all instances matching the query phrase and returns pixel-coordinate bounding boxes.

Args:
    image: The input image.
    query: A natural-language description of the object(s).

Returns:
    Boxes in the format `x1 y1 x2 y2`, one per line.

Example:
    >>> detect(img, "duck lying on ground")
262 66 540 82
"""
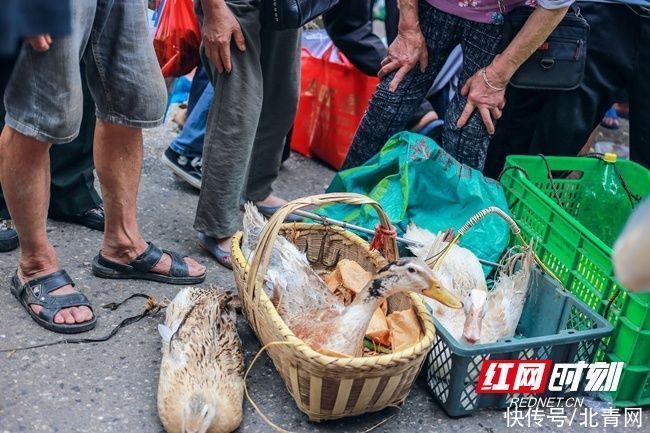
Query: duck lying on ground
157 287 244 433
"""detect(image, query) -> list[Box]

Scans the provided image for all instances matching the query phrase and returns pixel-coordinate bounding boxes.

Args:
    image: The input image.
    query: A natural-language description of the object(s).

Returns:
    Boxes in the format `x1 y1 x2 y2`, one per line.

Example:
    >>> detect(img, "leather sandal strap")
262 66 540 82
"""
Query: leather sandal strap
165 249 189 277
36 293 93 323
16 270 93 323
129 242 164 273
25 270 74 296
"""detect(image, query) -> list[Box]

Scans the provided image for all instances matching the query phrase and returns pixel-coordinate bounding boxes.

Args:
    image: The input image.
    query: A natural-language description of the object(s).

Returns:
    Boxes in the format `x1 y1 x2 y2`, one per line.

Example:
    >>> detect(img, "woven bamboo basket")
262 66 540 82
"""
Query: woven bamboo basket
232 193 436 421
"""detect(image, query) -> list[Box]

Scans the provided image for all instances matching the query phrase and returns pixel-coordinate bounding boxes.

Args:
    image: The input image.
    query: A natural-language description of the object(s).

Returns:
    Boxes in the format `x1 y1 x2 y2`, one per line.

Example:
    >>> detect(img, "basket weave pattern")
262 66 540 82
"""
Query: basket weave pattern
231 193 436 421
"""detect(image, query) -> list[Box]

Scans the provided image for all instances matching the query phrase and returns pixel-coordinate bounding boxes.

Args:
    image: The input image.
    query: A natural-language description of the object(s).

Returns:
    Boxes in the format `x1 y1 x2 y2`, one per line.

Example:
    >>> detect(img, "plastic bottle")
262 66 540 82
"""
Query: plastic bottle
575 153 634 246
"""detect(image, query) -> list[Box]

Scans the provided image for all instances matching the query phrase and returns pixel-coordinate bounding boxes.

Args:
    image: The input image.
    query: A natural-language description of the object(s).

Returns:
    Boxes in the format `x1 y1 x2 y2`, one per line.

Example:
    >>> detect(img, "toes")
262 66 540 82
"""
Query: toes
54 309 75 324
80 306 94 322
185 258 206 277
70 307 85 323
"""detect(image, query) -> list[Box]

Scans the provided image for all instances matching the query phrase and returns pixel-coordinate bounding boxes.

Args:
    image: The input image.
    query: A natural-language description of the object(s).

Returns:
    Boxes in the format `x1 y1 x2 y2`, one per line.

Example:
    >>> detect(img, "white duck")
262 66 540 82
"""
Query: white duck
241 205 462 357
405 224 533 344
157 287 244 433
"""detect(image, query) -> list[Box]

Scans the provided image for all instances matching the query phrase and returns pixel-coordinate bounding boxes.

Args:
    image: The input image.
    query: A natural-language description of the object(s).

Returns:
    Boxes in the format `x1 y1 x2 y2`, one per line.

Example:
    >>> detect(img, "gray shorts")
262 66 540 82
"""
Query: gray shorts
4 0 167 144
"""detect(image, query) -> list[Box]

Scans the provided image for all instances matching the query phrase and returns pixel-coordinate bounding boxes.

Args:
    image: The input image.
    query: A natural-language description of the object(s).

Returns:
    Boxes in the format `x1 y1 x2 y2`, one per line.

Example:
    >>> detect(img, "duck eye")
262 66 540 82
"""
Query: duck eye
407 267 416 274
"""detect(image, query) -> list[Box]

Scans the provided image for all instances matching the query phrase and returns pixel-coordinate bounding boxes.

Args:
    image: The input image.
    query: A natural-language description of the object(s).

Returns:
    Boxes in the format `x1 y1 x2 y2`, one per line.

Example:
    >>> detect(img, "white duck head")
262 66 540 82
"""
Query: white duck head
461 289 489 344
358 258 463 308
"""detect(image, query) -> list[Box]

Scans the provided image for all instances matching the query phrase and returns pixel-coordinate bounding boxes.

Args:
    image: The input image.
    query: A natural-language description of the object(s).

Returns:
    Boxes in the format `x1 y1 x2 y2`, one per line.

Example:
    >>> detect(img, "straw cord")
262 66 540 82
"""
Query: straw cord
244 341 302 433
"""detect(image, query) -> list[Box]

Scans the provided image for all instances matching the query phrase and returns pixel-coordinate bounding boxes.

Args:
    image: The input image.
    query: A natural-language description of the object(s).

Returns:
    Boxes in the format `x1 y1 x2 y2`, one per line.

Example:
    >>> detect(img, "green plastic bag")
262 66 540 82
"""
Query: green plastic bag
320 132 510 273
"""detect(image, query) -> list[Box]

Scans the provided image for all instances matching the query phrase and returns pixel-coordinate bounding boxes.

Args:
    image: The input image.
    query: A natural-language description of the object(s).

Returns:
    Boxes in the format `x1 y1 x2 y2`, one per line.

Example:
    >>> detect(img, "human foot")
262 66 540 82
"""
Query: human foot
243 195 302 222
15 267 94 326
93 242 206 284
197 233 232 270
253 195 287 208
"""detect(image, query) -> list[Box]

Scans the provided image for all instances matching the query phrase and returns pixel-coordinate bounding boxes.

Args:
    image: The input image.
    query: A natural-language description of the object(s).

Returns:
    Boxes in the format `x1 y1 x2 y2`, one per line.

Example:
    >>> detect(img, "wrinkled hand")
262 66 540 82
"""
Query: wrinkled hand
378 28 428 92
26 34 52 52
456 68 506 135
203 5 246 73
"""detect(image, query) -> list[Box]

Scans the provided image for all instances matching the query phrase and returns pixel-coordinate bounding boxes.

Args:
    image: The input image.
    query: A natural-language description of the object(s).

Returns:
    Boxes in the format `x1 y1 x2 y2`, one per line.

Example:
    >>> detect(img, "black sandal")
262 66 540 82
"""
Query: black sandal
92 242 206 285
10 270 96 334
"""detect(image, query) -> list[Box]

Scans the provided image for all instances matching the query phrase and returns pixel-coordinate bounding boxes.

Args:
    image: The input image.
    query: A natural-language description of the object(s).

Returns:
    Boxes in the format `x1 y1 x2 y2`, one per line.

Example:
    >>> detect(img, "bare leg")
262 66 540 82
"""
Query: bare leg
0 127 92 324
94 120 205 276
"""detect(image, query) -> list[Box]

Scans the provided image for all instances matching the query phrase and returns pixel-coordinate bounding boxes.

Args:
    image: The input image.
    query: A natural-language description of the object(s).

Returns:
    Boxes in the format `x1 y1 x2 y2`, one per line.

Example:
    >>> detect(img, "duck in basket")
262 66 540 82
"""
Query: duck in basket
405 223 534 344
241 203 462 357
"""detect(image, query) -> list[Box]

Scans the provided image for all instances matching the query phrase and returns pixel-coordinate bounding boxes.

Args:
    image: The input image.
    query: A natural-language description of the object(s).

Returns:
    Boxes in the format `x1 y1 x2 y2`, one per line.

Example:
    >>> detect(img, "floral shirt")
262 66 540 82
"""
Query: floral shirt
426 0 573 24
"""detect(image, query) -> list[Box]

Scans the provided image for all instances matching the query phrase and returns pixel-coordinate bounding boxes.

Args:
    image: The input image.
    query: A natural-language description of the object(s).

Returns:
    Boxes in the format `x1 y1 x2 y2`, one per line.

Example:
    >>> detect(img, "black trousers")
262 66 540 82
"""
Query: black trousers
0 65 101 219
484 2 650 178
323 0 386 76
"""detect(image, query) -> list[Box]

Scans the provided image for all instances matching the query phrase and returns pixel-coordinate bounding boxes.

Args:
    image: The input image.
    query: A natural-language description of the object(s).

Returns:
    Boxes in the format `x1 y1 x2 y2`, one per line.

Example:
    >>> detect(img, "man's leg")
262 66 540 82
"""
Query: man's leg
186 64 210 116
1 1 96 326
0 128 91 324
483 87 547 178
94 121 206 276
169 83 213 159
194 0 265 244
163 83 213 189
86 0 204 278
244 27 301 205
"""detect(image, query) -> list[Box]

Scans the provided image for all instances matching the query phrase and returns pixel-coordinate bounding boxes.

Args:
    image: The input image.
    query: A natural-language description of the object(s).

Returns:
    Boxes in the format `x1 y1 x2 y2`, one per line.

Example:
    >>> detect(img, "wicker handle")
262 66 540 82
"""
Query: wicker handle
246 193 398 297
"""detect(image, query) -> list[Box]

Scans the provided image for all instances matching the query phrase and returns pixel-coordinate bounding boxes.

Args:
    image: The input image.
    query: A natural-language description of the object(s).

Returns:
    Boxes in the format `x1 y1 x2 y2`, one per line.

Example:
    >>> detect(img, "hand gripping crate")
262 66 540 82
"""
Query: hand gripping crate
500 155 650 407
424 268 612 417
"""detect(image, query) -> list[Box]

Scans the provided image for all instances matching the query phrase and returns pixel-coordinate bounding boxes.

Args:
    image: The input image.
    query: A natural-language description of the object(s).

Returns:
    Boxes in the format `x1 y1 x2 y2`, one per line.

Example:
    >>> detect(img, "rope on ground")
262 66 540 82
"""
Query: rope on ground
0 293 165 355
243 340 403 433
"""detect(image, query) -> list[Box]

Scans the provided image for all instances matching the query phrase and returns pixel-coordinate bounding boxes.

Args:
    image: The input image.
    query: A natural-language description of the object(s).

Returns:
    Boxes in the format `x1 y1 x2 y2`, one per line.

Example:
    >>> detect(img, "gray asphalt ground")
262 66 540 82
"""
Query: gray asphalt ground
0 115 645 433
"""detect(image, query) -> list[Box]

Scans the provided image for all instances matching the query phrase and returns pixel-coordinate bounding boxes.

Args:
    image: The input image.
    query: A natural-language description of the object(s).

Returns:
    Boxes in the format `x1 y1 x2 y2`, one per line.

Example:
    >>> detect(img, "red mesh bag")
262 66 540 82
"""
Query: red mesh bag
153 0 201 78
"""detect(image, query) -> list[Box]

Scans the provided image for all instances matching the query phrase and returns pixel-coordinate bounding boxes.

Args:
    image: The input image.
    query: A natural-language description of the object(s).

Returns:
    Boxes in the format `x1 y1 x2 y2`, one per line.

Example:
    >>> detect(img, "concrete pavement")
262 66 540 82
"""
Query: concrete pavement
0 117 644 433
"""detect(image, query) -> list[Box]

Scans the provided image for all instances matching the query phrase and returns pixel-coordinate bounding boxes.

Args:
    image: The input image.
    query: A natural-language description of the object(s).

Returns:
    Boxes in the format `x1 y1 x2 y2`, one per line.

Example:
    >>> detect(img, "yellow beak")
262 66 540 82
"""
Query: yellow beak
422 279 462 309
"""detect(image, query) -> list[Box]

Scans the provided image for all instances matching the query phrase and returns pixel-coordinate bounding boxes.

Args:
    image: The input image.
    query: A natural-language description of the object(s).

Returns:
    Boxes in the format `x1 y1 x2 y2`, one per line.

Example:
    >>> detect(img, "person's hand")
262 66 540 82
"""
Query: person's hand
456 67 507 135
202 4 246 73
378 27 428 92
26 34 52 52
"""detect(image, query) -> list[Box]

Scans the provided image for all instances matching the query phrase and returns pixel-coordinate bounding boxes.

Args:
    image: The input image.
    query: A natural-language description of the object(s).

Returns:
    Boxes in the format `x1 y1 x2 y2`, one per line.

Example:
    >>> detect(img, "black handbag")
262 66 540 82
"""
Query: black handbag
262 0 340 29
502 6 590 90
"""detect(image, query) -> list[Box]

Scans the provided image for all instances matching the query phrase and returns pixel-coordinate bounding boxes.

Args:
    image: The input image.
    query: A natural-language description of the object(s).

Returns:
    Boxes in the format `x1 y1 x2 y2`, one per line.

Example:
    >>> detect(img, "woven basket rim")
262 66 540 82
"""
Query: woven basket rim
232 222 436 370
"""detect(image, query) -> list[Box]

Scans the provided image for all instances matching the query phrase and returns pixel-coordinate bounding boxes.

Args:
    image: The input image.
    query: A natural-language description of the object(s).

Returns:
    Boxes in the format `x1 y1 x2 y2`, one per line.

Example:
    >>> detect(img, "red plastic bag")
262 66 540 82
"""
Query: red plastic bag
292 44 379 169
153 0 201 78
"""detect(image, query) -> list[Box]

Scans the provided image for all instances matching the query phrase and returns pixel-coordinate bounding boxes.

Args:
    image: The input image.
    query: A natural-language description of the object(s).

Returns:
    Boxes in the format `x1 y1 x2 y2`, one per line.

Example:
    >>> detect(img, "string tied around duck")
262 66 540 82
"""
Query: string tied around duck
369 224 397 256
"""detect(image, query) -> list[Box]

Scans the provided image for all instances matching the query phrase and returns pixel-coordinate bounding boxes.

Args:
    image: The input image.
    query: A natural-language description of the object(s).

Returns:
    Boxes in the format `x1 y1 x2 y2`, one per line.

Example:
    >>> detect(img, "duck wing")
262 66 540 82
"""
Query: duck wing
242 203 343 314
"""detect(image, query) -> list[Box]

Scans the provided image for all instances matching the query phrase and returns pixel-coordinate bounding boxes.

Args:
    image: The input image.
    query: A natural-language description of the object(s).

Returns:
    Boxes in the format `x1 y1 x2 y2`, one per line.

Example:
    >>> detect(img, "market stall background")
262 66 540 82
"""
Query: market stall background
0 109 644 433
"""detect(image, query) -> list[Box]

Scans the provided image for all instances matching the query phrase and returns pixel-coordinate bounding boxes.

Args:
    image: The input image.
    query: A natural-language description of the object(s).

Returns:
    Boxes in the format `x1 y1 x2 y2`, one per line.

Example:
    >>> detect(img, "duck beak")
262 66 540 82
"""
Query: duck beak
422 278 462 309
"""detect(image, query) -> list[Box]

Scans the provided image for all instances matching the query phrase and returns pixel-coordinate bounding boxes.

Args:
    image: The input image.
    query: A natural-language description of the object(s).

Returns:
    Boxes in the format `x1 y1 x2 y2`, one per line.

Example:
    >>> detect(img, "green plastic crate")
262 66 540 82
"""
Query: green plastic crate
500 155 650 407
424 269 613 417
